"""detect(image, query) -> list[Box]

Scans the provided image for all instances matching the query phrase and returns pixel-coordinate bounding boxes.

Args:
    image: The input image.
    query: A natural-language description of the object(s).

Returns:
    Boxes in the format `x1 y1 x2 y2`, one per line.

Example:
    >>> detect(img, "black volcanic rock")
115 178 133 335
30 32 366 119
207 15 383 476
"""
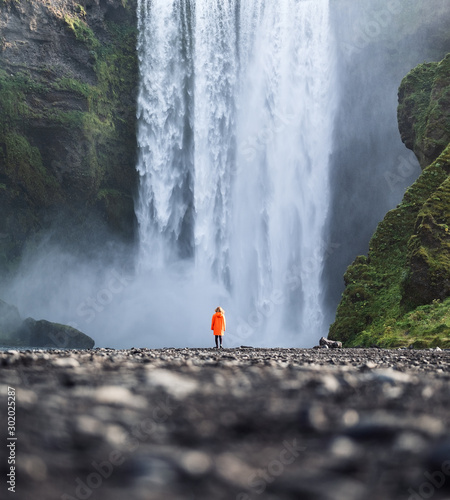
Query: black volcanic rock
16 318 95 349
0 298 94 348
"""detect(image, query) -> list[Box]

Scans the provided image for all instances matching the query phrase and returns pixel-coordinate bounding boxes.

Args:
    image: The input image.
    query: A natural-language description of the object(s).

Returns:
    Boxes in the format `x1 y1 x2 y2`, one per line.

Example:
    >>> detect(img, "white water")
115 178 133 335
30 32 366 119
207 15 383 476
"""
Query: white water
135 0 337 347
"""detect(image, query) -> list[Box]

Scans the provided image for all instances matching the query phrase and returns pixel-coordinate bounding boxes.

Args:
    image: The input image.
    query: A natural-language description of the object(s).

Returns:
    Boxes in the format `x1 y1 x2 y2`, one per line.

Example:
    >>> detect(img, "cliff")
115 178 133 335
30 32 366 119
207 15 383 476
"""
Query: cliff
0 0 138 273
329 53 450 348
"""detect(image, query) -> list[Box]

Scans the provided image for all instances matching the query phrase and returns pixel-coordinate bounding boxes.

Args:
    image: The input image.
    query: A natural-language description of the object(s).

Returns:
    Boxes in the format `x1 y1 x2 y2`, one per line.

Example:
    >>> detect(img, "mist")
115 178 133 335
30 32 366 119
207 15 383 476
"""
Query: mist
323 0 450 328
1 237 271 349
2 0 450 349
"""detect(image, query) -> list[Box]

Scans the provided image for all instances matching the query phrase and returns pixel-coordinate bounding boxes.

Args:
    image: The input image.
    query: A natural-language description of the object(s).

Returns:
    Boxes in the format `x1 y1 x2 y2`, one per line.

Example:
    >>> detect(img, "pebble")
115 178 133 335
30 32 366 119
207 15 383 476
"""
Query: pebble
52 357 80 368
20 454 48 482
329 436 362 459
178 450 212 476
94 385 147 409
146 369 199 399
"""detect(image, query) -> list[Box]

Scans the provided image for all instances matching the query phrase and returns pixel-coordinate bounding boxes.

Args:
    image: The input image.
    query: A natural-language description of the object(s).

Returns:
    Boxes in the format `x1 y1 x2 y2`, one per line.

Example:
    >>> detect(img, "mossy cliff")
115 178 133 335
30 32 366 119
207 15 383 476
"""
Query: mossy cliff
0 0 138 272
329 53 450 348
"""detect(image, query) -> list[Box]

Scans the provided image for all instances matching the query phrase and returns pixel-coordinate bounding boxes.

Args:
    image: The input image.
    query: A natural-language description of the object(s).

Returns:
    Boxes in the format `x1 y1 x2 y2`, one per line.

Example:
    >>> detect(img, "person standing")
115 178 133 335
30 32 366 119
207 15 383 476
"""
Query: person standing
211 307 226 348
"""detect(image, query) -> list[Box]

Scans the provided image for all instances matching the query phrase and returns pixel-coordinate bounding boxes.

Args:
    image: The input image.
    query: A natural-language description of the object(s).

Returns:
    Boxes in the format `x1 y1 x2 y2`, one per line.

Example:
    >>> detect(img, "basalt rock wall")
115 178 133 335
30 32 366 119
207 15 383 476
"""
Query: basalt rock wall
0 0 138 273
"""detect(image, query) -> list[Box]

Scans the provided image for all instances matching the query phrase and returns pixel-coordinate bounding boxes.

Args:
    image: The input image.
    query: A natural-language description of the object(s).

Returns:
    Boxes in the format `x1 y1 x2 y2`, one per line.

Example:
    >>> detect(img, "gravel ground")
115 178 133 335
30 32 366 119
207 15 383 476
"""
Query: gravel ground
1 347 450 500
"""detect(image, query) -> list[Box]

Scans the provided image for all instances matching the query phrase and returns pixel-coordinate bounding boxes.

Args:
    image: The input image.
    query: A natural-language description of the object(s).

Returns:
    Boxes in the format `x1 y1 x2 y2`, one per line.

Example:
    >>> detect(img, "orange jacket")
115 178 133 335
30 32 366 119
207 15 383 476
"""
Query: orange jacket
211 312 226 336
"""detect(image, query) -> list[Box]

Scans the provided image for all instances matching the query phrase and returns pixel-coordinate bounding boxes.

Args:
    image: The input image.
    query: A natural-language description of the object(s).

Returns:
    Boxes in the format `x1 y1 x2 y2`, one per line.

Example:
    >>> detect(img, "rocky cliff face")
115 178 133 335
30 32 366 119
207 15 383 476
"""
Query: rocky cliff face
323 0 450 328
0 0 138 273
398 56 450 167
330 53 450 348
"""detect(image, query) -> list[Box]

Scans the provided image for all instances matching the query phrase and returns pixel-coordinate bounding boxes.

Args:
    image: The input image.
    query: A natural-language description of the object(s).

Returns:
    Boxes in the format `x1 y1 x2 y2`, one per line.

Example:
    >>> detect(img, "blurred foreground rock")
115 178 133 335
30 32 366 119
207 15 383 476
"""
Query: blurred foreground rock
1 347 449 500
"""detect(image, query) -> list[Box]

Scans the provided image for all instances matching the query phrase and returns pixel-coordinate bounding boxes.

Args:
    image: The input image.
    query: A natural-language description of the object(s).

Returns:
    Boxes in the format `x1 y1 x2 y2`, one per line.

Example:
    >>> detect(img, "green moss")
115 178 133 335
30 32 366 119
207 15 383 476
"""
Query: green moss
64 14 100 51
398 62 436 145
402 172 450 308
330 142 450 348
0 1 138 275
349 297 450 349
0 9 137 195
58 14 138 189
97 188 121 200
53 77 91 98
3 132 59 206
398 54 450 166
75 3 86 17
0 71 47 132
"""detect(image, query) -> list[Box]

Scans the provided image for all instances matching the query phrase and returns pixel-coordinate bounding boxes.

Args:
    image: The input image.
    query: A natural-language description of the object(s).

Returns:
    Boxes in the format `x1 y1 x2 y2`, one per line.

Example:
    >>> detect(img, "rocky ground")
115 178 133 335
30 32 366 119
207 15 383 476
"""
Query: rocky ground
1 347 450 500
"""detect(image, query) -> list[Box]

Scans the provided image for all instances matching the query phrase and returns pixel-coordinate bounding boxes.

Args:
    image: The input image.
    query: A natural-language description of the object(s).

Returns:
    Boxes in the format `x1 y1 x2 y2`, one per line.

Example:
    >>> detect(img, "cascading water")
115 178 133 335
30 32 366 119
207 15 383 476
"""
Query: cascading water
136 0 336 347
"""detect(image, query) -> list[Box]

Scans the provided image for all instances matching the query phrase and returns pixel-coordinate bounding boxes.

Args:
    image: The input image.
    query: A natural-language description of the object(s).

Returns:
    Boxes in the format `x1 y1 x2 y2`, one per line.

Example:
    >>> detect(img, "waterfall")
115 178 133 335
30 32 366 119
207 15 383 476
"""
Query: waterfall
135 0 336 347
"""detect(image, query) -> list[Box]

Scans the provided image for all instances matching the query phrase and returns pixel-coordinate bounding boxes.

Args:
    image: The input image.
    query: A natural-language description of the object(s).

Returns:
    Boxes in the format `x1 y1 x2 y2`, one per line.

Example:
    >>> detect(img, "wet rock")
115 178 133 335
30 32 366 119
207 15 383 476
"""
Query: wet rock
0 299 95 349
16 319 95 349
319 337 343 349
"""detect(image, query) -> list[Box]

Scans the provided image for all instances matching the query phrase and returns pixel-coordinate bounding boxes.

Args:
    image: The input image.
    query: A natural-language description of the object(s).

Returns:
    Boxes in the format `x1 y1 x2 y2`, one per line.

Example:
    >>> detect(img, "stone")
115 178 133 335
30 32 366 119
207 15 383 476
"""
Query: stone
146 369 199 399
52 357 81 369
94 386 147 409
319 337 342 349
15 318 95 349
0 299 95 349
178 451 213 476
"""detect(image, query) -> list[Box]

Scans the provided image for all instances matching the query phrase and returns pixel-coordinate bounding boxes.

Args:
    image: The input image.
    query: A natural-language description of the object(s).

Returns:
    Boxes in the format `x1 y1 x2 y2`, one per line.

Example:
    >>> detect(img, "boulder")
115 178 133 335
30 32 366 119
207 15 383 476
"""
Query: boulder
0 298 95 349
16 318 95 349
319 337 342 349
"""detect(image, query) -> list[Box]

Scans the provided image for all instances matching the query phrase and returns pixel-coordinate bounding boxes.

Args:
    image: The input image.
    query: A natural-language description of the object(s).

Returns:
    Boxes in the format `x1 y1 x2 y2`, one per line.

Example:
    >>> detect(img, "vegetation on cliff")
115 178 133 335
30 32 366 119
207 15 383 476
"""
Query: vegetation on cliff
329 54 450 348
398 54 450 167
0 0 138 273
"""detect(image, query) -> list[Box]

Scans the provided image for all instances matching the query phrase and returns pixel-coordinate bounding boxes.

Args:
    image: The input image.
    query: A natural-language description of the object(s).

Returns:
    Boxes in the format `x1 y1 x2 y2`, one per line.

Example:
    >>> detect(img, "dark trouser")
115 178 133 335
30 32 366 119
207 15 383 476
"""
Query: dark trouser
215 335 222 347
